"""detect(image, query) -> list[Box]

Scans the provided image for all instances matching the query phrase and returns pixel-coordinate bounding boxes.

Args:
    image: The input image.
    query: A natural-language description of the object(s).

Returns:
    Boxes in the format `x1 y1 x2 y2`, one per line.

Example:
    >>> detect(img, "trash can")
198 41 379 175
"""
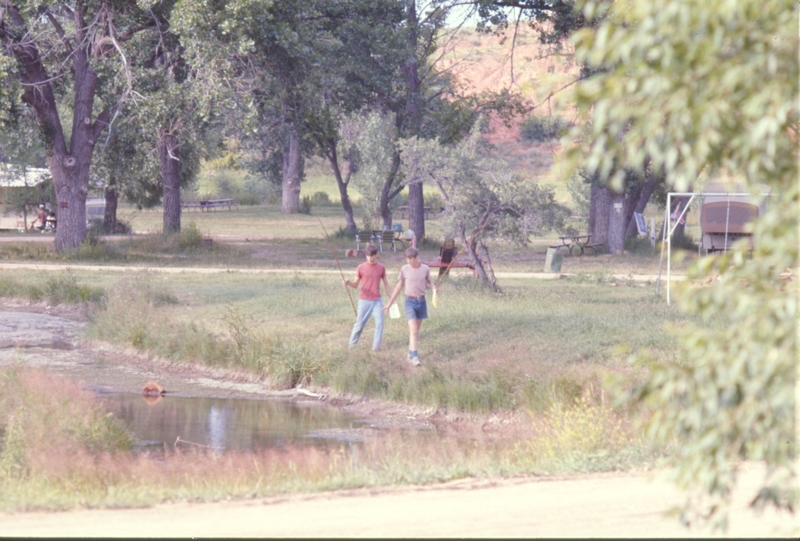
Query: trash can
543 247 563 272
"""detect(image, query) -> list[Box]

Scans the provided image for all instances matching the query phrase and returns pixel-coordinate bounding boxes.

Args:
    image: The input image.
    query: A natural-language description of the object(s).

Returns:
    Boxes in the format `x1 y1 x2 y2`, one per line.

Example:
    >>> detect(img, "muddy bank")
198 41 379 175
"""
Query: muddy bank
0 300 529 438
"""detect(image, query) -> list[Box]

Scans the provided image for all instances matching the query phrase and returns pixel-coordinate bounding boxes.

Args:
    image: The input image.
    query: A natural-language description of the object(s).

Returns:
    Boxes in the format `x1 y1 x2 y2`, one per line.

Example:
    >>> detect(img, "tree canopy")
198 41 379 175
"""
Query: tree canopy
566 0 798 526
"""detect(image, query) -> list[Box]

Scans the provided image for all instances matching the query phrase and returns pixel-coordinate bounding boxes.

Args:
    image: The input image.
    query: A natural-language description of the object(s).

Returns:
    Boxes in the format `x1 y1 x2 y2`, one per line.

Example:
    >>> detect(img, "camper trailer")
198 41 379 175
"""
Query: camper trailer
700 183 767 253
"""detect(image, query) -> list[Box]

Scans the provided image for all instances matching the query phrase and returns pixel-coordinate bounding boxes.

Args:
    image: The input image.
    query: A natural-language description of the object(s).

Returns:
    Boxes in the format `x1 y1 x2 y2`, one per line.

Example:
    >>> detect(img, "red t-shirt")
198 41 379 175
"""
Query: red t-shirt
357 262 386 300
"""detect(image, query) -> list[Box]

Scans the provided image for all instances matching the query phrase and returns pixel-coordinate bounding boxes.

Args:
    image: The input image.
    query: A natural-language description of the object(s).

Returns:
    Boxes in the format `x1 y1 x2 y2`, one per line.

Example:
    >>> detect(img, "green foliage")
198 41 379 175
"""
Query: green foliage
0 272 104 304
299 195 312 215
520 114 570 142
399 121 571 248
569 0 798 525
309 191 332 206
348 110 398 222
566 172 591 219
513 396 643 473
178 221 205 250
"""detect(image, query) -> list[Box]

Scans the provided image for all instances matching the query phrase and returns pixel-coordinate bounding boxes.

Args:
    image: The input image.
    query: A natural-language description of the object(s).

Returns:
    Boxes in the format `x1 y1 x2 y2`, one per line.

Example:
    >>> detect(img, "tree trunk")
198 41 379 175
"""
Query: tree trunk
625 171 662 238
607 191 626 254
10 15 110 251
379 151 403 231
282 128 302 214
159 133 182 234
478 241 498 292
326 139 357 233
103 178 118 234
670 195 692 245
459 225 489 282
402 0 425 240
50 156 90 251
588 185 611 246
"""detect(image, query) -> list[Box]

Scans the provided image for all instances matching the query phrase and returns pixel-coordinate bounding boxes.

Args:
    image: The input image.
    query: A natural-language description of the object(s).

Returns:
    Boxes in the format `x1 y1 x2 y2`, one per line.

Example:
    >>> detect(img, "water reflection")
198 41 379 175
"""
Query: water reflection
97 391 364 454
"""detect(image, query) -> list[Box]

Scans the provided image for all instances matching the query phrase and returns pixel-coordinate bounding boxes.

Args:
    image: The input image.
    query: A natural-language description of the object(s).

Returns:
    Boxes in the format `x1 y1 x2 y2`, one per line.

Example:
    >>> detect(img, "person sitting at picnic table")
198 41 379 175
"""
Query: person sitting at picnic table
45 211 57 231
405 228 417 248
29 205 47 231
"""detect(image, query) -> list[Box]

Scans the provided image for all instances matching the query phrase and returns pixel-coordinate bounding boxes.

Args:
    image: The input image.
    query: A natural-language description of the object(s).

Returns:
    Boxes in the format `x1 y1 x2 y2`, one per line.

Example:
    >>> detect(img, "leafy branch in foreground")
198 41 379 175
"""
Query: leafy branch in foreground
568 0 798 528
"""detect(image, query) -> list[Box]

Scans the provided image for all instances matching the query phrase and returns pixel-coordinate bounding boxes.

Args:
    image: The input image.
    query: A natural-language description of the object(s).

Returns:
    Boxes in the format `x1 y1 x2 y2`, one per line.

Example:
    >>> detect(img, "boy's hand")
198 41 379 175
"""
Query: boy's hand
343 279 349 287
382 302 392 313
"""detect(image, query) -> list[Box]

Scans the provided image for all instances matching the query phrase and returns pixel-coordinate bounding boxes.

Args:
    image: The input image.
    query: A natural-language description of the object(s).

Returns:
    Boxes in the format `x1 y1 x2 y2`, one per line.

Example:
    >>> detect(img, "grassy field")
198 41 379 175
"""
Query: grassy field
0 262 675 510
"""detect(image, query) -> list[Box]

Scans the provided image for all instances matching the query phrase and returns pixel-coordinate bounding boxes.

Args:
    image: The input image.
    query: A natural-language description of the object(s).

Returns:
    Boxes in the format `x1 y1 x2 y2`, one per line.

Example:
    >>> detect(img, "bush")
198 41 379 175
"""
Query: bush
178 221 204 250
520 114 570 142
309 191 332 206
299 195 312 215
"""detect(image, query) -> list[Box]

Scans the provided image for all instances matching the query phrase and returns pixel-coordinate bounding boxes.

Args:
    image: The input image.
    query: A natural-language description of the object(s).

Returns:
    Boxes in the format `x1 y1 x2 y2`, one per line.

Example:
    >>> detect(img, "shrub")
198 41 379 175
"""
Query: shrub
513 395 635 473
309 191 332 206
520 114 570 142
178 221 204 250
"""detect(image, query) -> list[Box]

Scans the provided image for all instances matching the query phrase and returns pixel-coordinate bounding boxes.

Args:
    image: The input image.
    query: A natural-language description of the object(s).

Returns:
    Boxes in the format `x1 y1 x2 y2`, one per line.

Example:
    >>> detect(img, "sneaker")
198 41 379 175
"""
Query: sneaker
408 355 421 367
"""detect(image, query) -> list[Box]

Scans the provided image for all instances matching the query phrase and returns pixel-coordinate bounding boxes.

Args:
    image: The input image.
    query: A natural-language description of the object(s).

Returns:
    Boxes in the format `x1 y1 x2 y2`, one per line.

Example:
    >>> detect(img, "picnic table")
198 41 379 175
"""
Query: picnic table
182 199 239 212
551 234 594 256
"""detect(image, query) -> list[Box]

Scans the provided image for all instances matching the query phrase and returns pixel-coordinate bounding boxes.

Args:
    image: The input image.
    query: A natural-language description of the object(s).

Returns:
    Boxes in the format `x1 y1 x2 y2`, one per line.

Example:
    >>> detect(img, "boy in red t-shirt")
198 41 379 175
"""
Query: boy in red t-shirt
344 245 391 351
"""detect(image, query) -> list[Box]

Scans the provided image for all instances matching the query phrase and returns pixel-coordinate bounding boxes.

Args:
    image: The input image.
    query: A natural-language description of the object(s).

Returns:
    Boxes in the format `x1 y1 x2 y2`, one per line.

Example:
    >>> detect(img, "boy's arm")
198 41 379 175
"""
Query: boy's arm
382 275 391 296
344 275 361 288
384 280 404 311
425 269 436 292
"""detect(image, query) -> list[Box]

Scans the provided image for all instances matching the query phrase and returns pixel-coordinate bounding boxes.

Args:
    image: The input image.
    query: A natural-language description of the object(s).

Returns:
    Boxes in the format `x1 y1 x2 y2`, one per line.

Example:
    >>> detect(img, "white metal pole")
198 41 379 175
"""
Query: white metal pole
667 193 671 304
656 202 670 295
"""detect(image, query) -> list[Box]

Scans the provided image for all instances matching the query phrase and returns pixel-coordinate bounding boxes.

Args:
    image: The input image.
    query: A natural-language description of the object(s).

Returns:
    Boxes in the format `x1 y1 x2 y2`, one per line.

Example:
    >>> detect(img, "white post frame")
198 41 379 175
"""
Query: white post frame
657 191 772 305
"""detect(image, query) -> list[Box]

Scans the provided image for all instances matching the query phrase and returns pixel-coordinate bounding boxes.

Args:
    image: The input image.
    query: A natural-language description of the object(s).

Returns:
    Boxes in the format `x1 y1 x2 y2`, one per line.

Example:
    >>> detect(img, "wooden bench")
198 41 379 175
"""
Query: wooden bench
355 230 376 250
183 199 239 212
374 230 405 252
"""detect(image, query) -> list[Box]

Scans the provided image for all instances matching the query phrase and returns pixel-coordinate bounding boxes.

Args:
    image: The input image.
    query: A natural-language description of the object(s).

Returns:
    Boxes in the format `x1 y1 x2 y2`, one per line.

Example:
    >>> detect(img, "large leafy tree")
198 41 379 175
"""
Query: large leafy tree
465 0 669 252
304 0 407 233
0 0 157 251
131 1 211 234
175 0 382 216
88 0 209 235
400 121 569 286
567 0 797 527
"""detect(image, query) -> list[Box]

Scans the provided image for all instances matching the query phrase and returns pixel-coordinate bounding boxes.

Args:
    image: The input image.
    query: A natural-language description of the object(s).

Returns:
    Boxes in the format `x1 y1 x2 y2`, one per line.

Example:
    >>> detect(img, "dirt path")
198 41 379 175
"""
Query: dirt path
0 260 678 283
0 467 795 537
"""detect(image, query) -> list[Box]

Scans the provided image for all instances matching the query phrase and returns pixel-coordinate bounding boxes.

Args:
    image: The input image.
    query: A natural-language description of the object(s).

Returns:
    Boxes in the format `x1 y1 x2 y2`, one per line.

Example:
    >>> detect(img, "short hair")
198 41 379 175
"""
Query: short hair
405 247 419 258
365 245 379 256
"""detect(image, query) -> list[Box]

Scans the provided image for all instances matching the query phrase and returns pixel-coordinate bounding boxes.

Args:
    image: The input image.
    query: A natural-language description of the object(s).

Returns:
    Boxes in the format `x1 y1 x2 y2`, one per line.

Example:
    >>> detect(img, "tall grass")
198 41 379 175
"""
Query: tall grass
511 394 666 473
0 271 104 304
79 269 685 414
0 367 663 512
0 368 132 484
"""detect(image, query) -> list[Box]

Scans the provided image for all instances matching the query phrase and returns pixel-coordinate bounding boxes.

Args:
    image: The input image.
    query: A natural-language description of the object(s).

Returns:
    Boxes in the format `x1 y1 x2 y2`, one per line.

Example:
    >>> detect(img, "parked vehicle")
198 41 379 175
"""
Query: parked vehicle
700 182 768 253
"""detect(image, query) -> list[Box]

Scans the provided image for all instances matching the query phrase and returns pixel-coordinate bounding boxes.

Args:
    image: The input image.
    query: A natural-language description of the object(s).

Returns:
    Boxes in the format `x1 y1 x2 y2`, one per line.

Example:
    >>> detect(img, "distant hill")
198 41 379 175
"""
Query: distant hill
436 26 579 189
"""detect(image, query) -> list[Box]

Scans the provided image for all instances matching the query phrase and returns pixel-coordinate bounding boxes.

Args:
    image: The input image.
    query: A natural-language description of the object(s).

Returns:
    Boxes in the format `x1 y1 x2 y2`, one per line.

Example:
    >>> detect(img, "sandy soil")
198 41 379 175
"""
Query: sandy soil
0 467 795 537
0 303 795 538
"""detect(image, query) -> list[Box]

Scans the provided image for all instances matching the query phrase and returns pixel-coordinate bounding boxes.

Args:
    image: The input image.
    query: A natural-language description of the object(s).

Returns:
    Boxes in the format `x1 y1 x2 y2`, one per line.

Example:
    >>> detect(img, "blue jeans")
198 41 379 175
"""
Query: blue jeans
349 299 385 350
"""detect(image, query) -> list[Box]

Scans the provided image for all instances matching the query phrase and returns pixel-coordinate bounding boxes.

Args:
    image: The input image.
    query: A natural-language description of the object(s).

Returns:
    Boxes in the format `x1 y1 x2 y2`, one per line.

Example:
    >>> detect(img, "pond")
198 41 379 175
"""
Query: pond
97 391 373 454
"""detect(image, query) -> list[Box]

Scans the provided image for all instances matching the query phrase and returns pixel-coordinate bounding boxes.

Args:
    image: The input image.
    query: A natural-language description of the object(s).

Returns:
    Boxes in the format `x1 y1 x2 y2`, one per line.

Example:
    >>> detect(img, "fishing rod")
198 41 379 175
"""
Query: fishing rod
315 214 357 316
